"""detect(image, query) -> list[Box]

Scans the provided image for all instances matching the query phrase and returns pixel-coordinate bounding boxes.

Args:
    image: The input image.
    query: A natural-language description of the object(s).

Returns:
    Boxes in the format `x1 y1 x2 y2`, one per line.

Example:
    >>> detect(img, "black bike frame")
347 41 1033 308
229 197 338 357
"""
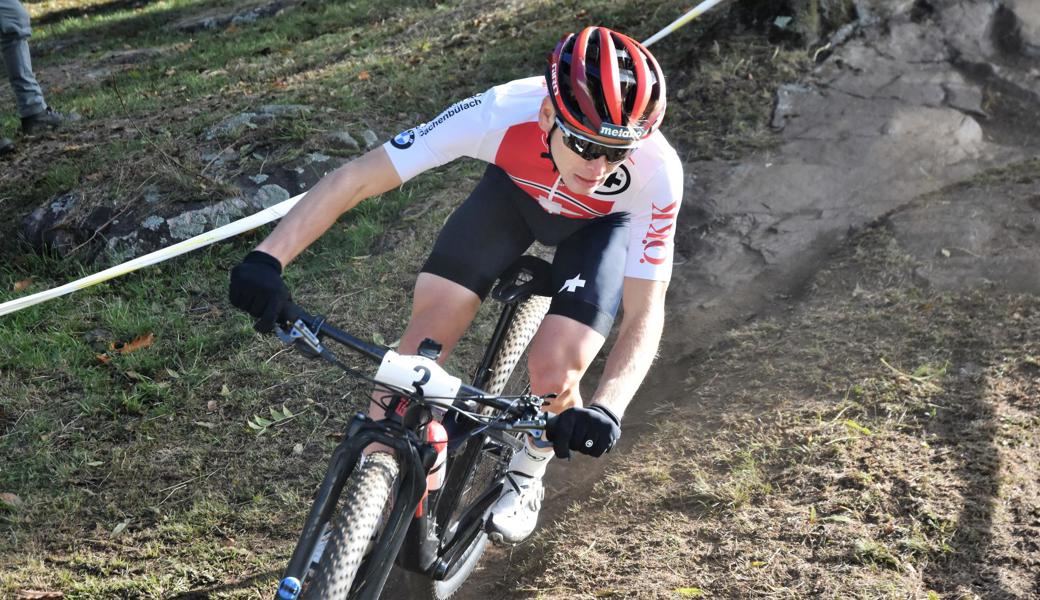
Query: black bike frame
273 256 552 600
272 312 527 600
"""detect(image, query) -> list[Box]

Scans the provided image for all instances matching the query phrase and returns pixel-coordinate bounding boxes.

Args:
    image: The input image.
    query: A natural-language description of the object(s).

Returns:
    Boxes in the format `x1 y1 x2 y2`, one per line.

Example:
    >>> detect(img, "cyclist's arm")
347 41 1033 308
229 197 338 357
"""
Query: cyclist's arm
588 276 668 418
256 147 402 266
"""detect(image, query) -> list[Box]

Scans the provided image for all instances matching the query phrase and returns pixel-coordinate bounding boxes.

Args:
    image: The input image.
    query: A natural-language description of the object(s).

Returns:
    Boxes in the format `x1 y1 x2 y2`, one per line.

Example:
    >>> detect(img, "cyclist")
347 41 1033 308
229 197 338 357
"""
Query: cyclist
230 26 683 544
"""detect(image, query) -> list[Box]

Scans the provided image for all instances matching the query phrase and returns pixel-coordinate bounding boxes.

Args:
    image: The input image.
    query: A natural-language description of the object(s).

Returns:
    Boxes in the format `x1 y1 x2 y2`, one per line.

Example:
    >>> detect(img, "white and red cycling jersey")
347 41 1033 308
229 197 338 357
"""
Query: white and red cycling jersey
383 76 684 282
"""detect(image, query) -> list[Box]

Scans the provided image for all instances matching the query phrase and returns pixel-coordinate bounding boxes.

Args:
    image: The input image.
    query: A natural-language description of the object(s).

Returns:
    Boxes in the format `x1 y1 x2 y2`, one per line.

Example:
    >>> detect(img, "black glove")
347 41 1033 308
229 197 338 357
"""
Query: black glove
229 250 289 333
546 404 621 459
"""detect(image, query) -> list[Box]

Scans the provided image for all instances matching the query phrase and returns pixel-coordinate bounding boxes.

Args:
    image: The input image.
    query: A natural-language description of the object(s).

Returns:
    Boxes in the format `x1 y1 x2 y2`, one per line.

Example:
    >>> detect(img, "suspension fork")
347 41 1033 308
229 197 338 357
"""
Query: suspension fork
275 413 429 600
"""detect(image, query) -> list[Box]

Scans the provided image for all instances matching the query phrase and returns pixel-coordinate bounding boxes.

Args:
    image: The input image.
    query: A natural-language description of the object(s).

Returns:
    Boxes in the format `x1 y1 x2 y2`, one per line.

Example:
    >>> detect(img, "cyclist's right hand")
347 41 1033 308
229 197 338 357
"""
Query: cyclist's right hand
229 250 290 333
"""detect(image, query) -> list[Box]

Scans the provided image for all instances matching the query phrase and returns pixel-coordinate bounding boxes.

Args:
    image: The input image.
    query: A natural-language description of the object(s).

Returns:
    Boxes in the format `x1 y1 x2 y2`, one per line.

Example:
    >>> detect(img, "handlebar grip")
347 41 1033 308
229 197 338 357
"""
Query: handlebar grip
279 301 315 328
542 413 557 441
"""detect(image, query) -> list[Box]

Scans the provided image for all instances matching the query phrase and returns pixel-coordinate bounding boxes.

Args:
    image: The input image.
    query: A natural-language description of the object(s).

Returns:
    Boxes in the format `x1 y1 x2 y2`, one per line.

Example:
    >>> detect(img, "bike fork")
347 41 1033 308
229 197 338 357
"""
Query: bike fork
274 414 429 600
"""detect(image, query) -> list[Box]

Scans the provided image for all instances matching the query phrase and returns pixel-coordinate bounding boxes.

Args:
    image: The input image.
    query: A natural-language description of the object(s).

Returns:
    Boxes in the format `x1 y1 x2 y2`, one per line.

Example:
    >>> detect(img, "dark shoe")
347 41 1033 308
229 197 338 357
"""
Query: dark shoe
0 138 13 156
21 107 66 135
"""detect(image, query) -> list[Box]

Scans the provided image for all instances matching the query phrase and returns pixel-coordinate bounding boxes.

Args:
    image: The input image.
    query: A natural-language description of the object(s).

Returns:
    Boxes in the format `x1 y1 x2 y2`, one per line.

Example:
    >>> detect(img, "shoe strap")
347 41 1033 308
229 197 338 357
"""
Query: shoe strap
504 470 534 495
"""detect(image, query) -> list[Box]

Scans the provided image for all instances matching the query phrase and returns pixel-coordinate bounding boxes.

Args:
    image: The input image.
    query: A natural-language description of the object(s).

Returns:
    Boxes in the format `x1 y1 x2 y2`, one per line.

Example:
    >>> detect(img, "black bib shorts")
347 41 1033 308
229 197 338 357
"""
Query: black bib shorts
421 164 629 337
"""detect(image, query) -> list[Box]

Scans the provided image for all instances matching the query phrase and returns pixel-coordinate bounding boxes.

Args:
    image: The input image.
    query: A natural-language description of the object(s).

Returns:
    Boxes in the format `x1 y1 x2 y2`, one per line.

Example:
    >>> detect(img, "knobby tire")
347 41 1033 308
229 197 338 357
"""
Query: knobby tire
303 452 399 600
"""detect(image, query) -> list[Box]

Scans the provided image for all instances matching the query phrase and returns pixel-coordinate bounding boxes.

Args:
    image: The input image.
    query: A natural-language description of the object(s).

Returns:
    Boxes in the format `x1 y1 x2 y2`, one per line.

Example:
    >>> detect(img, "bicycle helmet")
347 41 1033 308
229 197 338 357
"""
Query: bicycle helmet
546 26 666 144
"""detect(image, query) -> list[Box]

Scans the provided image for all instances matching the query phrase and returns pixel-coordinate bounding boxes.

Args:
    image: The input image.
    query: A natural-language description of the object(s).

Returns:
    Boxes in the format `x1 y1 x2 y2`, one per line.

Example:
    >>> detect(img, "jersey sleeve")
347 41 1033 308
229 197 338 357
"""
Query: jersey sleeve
382 93 491 183
623 158 684 282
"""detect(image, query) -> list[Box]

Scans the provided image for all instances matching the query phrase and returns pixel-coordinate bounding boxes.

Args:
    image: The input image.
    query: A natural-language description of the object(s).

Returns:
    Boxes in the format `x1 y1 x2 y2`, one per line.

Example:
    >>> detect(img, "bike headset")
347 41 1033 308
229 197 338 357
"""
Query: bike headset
540 26 667 172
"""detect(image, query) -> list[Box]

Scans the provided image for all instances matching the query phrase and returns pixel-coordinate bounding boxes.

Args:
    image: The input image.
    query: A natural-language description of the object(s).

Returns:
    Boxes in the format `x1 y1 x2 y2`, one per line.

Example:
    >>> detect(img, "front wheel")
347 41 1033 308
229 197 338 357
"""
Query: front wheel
400 294 550 599
302 452 399 600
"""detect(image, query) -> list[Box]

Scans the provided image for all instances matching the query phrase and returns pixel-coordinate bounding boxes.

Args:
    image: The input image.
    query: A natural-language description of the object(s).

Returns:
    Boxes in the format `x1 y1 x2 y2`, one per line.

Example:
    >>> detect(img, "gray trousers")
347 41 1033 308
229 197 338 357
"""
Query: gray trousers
0 0 44 118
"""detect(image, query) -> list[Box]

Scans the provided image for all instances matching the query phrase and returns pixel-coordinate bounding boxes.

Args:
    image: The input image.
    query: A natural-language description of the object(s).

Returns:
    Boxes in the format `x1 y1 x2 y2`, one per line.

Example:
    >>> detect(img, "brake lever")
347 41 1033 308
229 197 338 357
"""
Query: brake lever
275 317 325 359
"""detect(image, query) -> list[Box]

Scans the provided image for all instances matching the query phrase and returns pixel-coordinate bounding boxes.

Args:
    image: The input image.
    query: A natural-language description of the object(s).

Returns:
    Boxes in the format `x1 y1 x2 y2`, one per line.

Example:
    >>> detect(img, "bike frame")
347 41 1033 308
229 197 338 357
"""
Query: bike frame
273 256 554 600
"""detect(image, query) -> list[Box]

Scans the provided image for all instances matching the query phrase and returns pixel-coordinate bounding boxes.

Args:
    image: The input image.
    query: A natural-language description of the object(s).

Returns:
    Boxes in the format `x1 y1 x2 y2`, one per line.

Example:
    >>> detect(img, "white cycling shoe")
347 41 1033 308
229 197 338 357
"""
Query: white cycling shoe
486 471 545 544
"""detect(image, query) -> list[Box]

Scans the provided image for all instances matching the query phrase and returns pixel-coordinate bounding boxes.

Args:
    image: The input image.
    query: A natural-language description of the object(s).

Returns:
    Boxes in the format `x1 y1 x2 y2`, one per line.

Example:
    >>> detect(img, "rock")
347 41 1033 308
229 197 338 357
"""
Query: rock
249 174 269 185
141 215 165 231
205 113 256 140
1007 0 1040 57
175 0 302 33
888 174 1040 292
258 104 312 117
21 192 79 252
361 129 380 149
942 82 987 117
166 198 250 240
251 184 291 209
324 131 360 152
143 185 162 205
98 48 164 65
771 84 813 130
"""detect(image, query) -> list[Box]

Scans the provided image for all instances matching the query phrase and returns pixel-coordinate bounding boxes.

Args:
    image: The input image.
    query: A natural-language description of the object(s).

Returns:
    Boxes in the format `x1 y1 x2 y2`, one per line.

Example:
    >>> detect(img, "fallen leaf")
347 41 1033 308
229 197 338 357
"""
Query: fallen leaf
12 278 31 292
358 70 370 80
110 332 155 355
111 520 129 537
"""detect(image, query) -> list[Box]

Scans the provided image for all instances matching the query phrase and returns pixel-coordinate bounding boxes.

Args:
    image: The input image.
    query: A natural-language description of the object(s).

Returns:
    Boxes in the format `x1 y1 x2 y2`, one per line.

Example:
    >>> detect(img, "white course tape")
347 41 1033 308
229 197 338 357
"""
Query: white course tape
642 0 730 47
0 193 304 318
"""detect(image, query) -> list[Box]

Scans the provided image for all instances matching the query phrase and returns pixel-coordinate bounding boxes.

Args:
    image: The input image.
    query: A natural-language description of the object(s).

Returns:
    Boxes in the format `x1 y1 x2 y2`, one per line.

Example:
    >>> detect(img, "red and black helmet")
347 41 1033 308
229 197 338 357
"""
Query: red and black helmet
546 26 667 143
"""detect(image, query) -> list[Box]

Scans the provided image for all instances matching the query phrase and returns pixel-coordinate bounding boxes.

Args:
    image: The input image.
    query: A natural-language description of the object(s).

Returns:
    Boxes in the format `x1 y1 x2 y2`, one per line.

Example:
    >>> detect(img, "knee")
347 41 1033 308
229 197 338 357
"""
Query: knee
527 346 583 396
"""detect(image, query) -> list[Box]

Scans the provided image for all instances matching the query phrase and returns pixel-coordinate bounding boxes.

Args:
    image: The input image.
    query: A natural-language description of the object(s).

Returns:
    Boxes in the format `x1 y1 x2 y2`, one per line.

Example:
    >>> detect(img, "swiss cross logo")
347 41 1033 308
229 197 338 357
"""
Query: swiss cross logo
640 201 678 265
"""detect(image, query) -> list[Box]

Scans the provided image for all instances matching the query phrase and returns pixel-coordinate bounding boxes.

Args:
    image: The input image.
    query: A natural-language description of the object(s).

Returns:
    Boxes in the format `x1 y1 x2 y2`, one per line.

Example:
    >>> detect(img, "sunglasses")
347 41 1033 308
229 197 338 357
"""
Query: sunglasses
554 119 639 164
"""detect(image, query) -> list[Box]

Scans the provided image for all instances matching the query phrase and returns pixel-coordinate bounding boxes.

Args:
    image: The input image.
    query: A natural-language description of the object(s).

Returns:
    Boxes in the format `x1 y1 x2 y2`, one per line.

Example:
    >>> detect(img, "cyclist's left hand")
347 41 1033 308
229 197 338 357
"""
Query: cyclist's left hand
546 404 621 459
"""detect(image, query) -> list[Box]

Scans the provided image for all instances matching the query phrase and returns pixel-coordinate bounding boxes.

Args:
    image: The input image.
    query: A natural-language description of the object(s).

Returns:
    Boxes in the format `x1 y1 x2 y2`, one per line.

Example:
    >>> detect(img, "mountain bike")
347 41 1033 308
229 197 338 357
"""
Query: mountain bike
270 255 555 600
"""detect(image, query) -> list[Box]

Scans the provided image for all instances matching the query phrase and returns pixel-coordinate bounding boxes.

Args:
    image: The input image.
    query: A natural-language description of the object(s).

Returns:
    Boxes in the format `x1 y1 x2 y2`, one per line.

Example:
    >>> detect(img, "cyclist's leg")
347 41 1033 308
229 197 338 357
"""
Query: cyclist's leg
488 213 630 542
397 273 480 358
528 211 630 414
526 315 605 413
368 165 538 421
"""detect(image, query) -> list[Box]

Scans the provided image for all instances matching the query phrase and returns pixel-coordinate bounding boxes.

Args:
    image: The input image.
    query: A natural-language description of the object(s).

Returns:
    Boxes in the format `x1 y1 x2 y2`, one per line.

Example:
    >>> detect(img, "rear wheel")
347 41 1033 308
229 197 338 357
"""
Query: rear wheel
404 295 550 599
302 452 399 600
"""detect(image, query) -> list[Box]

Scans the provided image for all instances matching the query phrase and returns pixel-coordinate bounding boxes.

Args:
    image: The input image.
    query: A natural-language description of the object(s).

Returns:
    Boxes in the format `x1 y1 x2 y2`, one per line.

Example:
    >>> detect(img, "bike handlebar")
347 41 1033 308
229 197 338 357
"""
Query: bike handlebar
277 301 539 419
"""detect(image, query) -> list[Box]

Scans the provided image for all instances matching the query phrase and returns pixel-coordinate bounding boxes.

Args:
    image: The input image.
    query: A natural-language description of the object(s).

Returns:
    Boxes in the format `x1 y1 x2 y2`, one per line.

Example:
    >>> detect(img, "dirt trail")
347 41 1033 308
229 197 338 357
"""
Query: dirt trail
453 1 1040 597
